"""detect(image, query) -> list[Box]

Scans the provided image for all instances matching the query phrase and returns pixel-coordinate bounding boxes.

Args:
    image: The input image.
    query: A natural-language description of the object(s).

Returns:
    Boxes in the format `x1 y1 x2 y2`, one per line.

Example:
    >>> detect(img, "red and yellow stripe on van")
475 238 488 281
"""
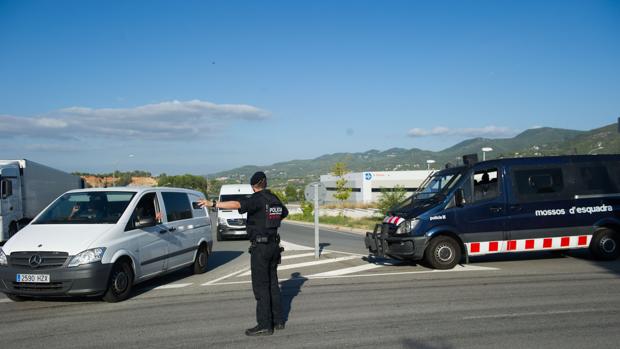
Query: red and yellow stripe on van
465 235 593 256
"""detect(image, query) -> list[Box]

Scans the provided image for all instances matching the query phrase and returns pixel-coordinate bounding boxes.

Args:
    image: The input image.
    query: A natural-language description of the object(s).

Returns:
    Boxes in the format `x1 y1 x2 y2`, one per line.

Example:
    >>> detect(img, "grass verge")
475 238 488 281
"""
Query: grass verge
287 213 382 231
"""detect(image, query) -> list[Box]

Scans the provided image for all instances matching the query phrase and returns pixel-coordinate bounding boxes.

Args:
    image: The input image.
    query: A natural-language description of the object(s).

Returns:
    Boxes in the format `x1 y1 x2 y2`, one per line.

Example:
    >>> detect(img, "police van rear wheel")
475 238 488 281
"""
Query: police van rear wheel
424 236 461 270
590 229 619 261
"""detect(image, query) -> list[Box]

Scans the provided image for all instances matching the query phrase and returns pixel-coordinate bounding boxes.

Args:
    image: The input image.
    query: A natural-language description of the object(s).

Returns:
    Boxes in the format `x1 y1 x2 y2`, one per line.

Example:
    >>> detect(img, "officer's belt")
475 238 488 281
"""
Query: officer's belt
253 235 278 244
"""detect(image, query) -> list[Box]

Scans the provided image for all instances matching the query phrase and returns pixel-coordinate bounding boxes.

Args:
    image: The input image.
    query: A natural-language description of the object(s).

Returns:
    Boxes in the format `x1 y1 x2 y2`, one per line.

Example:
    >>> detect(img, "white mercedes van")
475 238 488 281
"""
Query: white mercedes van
0 187 212 302
215 184 253 241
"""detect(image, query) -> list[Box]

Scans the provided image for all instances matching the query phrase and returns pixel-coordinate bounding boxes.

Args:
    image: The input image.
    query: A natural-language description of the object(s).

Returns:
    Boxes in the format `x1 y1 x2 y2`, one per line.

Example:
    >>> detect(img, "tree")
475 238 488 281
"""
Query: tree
377 185 407 215
272 189 288 204
207 179 222 198
158 174 209 196
285 184 299 202
331 162 351 214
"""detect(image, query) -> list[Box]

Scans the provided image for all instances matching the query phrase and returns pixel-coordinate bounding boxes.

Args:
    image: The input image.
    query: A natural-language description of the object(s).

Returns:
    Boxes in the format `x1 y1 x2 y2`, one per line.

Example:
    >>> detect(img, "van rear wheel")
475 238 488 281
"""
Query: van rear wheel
192 244 209 274
102 261 134 303
424 236 461 270
590 228 619 261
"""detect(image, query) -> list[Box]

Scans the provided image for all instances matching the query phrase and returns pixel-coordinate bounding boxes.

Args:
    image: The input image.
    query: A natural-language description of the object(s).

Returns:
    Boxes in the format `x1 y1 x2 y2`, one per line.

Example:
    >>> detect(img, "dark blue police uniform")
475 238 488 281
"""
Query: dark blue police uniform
239 188 288 334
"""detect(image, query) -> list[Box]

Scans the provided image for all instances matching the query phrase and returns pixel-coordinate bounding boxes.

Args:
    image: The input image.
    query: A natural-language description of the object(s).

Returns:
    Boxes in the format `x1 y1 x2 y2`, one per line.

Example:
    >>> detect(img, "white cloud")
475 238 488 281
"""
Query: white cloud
407 125 517 138
0 100 270 140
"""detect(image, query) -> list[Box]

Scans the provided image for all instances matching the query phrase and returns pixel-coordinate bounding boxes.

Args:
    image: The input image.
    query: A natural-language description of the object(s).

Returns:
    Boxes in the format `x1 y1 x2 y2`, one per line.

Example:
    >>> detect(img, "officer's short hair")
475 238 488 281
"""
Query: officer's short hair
250 171 267 189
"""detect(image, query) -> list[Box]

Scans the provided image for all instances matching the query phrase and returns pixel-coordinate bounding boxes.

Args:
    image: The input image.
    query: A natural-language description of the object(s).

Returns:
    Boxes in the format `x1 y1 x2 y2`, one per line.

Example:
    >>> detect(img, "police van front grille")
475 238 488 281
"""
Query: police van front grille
382 223 398 236
227 219 246 226
9 252 69 269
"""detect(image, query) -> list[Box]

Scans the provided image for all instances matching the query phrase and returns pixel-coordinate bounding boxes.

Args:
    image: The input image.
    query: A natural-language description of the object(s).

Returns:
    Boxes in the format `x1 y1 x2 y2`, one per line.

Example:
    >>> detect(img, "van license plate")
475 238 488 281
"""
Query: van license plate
16 274 50 283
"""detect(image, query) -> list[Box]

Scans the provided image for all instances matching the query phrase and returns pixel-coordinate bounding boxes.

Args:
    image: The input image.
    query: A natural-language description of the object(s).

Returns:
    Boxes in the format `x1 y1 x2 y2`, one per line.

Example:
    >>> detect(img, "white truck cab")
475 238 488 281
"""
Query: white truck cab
0 187 212 302
216 184 253 241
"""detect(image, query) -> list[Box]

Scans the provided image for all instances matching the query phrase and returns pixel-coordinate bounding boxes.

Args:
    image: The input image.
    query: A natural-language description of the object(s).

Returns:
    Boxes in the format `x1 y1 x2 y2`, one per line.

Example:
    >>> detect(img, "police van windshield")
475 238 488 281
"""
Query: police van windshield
33 191 136 224
397 170 463 207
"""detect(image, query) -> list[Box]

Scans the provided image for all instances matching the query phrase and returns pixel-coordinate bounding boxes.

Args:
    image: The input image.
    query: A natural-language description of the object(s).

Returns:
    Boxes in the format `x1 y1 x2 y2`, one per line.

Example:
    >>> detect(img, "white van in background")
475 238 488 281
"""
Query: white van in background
0 187 212 302
216 184 253 241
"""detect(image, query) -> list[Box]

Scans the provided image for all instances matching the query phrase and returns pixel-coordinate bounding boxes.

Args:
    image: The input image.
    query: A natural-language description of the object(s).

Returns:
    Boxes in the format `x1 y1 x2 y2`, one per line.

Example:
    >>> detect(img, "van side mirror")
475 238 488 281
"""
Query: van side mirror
454 188 465 207
135 217 156 229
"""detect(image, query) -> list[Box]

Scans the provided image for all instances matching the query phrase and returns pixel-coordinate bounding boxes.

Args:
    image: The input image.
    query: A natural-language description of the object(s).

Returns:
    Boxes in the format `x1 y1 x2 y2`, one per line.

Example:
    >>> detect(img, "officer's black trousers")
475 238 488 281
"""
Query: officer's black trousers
251 242 283 329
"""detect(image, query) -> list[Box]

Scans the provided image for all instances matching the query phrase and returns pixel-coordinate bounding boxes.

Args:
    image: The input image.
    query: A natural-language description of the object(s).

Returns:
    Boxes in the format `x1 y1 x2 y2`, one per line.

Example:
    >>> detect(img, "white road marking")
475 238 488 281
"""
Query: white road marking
216 264 498 284
201 268 250 286
280 240 313 251
239 255 360 276
153 283 193 290
463 308 602 320
0 299 12 303
307 263 384 277
281 252 331 260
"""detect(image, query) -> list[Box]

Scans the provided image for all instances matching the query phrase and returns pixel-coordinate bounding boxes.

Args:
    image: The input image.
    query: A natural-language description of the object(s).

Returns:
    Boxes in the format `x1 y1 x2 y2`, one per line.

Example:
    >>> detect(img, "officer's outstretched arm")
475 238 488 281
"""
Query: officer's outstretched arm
197 199 241 210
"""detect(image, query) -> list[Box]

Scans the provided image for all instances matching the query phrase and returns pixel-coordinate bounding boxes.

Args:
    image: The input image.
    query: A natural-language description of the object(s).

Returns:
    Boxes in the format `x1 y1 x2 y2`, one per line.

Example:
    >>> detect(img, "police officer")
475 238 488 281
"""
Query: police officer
199 171 288 336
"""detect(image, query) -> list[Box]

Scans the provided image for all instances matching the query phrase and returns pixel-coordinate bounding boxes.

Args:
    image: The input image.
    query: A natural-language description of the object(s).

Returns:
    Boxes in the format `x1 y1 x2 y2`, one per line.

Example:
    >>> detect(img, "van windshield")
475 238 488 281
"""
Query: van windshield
397 171 463 207
33 191 136 224
220 194 252 202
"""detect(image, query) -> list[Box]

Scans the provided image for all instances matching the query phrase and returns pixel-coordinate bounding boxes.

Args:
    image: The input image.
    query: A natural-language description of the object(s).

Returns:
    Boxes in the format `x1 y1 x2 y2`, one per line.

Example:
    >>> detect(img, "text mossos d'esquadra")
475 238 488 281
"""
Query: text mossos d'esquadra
535 204 613 217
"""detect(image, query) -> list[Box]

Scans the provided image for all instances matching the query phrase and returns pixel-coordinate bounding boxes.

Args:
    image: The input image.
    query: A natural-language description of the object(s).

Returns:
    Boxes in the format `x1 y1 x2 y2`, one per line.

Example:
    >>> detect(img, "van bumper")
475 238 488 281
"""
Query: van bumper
0 262 113 298
218 224 248 238
365 231 427 260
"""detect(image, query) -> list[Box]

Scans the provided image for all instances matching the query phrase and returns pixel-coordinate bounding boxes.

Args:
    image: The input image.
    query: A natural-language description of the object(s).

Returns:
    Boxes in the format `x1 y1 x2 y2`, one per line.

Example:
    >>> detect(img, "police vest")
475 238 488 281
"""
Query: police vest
261 191 284 229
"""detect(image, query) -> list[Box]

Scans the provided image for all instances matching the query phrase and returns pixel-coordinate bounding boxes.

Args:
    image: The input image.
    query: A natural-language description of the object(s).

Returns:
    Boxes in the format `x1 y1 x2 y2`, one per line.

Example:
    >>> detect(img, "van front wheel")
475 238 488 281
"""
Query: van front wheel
424 236 461 270
590 229 619 261
102 261 134 303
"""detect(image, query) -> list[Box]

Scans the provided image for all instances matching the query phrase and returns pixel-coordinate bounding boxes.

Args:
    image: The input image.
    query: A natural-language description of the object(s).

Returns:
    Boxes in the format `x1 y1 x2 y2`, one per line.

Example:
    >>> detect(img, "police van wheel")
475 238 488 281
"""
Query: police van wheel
424 236 461 270
192 244 209 274
102 260 134 303
590 229 619 261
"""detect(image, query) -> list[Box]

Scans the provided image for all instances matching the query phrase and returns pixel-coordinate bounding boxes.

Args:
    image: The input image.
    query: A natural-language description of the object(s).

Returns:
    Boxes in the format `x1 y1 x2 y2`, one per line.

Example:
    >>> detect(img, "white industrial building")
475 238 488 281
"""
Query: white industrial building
319 170 433 203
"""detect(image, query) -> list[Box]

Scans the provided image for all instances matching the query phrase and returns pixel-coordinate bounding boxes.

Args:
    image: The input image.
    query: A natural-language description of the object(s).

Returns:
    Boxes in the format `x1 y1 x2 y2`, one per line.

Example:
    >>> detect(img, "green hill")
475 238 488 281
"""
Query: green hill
211 123 619 185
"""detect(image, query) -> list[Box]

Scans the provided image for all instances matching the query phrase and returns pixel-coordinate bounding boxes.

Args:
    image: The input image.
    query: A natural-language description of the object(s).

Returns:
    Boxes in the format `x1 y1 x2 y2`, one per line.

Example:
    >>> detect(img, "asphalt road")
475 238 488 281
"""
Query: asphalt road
1 222 619 349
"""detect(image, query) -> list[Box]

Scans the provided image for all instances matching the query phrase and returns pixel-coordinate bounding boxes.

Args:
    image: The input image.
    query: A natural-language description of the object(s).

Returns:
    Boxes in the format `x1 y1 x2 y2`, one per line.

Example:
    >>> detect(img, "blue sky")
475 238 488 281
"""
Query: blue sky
1 0 618 175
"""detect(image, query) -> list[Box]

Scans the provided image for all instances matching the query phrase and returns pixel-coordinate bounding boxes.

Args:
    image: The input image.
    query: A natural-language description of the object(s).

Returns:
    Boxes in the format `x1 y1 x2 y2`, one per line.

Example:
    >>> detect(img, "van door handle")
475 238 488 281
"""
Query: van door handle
489 206 503 213
168 227 177 232
509 205 522 212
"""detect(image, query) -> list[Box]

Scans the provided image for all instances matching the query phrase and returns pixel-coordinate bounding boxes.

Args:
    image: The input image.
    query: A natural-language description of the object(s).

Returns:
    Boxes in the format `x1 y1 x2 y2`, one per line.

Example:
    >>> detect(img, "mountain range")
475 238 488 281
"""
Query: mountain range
211 123 619 183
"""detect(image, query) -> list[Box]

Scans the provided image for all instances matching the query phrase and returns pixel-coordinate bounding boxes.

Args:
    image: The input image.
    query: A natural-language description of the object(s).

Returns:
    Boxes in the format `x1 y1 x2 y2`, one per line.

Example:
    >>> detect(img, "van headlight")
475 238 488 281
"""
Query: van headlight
218 217 227 224
0 248 7 266
68 248 106 267
396 219 419 235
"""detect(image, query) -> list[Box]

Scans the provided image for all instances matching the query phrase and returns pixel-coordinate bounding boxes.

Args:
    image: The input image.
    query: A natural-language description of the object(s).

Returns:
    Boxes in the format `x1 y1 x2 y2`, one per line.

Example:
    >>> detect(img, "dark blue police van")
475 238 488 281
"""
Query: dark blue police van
365 154 620 269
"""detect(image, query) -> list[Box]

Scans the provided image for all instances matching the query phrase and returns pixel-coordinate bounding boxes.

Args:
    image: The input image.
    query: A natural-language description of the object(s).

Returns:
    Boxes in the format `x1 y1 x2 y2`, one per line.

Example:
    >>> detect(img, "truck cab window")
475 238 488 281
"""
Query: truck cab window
472 168 499 202
1 179 12 199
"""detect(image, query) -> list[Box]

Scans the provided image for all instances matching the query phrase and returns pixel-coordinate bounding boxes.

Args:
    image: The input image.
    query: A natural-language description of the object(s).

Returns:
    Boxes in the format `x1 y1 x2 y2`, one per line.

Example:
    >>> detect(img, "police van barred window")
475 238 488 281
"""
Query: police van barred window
513 167 566 201
162 192 193 222
574 164 619 195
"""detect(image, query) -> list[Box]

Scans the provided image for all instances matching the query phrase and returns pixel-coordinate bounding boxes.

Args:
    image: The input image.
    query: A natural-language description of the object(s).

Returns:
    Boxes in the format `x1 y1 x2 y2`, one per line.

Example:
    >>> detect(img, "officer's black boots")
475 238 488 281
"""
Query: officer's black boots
245 325 274 336
274 322 285 330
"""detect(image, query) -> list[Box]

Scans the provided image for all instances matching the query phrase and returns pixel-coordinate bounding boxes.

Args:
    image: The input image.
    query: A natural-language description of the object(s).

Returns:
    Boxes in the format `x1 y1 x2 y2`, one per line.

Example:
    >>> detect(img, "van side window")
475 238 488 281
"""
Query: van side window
575 165 617 194
472 168 500 202
162 192 193 222
513 167 565 201
189 194 207 218
126 193 160 230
